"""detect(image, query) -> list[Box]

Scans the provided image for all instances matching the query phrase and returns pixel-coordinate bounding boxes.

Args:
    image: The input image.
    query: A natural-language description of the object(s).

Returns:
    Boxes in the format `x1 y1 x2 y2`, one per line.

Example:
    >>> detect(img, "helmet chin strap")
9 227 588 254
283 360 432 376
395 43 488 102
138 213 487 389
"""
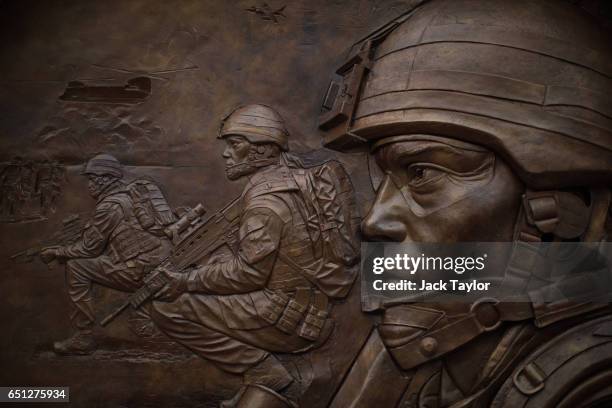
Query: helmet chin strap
226 158 279 171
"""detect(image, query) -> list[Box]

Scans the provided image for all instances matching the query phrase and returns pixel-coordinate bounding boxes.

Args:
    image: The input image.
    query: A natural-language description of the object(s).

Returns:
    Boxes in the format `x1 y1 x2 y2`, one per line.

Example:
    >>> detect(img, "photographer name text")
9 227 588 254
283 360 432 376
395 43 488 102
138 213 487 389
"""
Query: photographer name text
372 279 491 293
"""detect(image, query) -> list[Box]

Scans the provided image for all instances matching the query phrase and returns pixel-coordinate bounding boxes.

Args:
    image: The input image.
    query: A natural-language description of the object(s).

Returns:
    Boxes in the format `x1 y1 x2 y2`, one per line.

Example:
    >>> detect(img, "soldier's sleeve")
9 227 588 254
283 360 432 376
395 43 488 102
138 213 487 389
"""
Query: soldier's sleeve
184 207 284 294
58 201 124 258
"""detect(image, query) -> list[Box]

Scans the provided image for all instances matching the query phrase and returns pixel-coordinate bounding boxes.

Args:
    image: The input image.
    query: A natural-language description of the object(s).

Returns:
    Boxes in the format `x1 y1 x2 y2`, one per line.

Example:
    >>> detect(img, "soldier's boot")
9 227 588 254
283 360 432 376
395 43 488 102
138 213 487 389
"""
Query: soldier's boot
53 330 97 355
221 355 295 408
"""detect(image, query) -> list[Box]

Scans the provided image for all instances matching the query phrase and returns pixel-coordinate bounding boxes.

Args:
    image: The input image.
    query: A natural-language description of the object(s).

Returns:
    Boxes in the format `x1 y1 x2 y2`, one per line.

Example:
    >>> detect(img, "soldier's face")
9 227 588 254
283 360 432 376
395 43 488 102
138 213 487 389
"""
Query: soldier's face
223 135 254 180
87 175 110 198
361 136 523 243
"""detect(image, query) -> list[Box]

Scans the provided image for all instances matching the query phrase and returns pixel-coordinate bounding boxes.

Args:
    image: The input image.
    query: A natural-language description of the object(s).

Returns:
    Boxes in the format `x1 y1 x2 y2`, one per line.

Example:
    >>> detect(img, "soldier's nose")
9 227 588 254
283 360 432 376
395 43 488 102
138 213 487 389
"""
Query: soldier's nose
361 207 408 242
361 177 409 242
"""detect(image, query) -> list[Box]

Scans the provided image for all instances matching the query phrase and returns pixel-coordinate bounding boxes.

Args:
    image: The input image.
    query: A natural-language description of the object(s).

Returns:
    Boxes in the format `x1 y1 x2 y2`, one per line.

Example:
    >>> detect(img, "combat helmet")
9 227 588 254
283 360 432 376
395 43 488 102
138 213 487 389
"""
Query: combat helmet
219 104 289 151
319 0 612 190
82 153 122 178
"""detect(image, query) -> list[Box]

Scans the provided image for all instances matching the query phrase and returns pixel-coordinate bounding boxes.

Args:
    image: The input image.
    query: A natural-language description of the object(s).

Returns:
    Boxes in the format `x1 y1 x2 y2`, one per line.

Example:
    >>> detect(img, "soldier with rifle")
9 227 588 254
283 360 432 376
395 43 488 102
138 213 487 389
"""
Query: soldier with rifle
39 153 173 355
148 104 358 408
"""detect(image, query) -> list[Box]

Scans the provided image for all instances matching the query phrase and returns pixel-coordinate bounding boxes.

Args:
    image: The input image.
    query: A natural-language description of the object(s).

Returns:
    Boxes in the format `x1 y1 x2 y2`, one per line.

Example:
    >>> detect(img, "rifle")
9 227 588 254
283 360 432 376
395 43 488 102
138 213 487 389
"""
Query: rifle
10 214 83 268
100 198 242 326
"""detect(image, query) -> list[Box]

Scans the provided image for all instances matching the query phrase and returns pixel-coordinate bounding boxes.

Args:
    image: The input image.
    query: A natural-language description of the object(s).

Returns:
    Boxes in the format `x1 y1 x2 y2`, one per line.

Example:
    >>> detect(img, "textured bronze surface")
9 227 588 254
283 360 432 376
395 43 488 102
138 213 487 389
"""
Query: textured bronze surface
1 0 611 407
321 1 612 407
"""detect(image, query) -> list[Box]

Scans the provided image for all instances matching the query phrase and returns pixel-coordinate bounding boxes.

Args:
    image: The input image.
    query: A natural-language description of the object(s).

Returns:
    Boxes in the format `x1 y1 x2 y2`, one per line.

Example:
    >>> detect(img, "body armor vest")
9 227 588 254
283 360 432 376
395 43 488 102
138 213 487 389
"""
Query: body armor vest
104 192 163 264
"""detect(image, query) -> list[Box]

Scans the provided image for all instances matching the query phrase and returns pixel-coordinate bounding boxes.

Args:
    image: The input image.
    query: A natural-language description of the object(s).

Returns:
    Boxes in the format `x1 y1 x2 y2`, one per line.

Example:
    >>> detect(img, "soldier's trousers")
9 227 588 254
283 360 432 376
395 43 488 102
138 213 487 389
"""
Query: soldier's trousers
65 256 144 329
151 294 312 374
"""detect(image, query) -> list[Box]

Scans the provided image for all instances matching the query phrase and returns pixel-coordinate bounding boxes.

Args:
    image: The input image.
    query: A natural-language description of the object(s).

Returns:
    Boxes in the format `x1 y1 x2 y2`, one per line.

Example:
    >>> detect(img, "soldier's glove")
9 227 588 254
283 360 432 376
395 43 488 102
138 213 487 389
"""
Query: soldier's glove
155 266 188 302
40 246 66 264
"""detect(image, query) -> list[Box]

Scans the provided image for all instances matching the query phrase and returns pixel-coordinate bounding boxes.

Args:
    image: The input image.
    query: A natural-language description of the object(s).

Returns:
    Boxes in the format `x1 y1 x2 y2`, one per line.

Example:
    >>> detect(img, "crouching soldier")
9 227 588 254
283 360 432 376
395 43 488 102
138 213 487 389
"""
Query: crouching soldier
40 154 173 355
151 104 358 408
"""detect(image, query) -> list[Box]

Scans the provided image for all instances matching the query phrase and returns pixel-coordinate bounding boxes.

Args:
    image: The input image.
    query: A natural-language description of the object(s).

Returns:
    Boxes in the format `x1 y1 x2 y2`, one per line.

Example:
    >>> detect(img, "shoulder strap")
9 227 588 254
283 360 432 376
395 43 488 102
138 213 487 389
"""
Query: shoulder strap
277 250 323 287
102 193 134 220
242 169 300 202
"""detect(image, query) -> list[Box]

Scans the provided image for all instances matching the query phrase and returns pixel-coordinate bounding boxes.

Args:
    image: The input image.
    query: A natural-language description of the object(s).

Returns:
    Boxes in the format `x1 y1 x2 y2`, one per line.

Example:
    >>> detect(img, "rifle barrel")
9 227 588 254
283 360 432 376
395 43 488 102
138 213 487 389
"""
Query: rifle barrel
100 301 130 326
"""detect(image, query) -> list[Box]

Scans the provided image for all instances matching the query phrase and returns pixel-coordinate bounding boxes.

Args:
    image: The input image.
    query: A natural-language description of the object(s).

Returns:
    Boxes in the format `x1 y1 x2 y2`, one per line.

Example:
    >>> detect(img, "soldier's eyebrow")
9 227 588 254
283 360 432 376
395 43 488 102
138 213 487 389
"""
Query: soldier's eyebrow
227 135 247 143
376 142 493 173
377 142 455 164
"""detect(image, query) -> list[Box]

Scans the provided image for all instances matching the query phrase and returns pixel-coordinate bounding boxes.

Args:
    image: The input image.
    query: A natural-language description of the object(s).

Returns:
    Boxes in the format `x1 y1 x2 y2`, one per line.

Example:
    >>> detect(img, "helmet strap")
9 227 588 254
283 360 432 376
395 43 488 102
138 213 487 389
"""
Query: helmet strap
225 158 278 171
519 190 592 241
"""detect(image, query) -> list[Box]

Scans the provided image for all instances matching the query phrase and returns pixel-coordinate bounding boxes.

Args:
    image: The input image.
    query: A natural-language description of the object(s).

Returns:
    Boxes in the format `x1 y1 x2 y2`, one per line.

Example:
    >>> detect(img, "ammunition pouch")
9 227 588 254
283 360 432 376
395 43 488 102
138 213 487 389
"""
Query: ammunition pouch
299 292 330 341
276 289 309 334
260 291 290 326
263 288 331 343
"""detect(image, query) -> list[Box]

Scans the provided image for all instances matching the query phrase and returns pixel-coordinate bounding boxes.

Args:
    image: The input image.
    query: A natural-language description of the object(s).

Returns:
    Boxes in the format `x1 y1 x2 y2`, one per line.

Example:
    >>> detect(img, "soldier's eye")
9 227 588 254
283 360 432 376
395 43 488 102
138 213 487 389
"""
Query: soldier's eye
406 164 443 187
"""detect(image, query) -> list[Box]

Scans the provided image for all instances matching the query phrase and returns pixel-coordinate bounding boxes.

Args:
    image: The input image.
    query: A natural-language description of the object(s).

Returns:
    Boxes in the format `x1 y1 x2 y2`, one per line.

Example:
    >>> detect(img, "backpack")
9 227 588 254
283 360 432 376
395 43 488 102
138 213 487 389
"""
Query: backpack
282 153 360 298
127 178 176 236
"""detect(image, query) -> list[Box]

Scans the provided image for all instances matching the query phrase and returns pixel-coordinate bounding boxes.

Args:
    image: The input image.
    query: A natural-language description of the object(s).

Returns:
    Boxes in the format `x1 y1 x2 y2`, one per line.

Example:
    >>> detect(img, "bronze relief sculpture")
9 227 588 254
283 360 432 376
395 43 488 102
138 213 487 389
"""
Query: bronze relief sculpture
0 0 611 407
319 0 612 407
39 154 175 353
32 105 361 407
150 104 360 407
